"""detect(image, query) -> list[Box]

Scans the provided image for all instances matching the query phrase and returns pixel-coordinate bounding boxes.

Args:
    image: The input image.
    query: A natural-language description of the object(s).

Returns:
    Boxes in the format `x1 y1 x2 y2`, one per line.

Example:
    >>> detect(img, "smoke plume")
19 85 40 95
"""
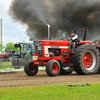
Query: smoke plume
8 0 100 40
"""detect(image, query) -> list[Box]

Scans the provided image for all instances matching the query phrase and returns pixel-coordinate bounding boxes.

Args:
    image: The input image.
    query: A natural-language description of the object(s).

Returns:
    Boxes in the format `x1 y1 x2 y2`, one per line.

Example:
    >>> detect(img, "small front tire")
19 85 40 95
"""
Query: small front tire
24 60 38 76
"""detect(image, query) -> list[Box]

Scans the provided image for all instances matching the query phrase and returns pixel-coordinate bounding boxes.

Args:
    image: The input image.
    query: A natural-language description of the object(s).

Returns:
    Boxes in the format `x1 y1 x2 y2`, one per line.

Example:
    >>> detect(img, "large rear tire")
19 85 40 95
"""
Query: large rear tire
24 60 38 76
72 44 99 75
46 60 60 77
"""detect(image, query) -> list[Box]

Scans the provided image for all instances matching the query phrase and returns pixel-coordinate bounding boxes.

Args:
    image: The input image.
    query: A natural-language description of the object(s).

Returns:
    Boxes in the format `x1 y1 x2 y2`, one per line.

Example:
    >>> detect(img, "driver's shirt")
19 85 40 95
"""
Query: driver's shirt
71 34 79 42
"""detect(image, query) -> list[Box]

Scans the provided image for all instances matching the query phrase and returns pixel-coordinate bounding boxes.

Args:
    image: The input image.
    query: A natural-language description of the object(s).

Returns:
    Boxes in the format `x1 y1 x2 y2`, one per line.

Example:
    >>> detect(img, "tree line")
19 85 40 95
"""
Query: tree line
0 42 20 53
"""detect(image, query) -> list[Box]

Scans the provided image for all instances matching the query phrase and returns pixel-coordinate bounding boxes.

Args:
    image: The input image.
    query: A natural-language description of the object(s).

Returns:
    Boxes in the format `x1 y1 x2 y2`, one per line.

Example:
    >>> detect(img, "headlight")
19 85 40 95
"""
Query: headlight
34 41 36 45
34 41 42 45
39 41 42 45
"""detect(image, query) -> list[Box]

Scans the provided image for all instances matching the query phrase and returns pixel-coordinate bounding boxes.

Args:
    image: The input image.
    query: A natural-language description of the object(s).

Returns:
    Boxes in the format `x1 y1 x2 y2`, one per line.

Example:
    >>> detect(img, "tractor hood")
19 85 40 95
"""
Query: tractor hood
34 40 70 46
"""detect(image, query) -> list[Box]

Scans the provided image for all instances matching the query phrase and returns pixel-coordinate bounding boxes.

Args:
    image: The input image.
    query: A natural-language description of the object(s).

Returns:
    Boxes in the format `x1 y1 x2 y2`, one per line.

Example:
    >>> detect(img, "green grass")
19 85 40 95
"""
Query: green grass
0 83 100 100
0 62 45 70
1 62 12 67
0 62 13 69
0 62 22 70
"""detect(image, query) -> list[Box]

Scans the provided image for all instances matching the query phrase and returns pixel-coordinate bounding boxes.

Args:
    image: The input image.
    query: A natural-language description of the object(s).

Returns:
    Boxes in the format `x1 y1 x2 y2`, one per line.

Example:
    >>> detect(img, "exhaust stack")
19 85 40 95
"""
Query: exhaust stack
83 28 89 41
47 24 51 40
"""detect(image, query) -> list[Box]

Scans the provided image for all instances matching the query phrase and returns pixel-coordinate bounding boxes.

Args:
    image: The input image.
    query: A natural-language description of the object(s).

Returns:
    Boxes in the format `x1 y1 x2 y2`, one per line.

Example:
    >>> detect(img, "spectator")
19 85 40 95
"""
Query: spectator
94 41 100 53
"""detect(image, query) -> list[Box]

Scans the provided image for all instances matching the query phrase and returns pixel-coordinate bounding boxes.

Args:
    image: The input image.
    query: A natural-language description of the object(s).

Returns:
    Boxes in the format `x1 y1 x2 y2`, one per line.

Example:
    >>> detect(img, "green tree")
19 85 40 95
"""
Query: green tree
0 43 5 52
5 42 19 53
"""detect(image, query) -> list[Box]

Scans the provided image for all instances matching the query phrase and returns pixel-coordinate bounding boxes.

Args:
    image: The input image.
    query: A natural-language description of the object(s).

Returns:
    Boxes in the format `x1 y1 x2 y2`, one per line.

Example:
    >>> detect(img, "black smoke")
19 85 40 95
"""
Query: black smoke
8 0 100 40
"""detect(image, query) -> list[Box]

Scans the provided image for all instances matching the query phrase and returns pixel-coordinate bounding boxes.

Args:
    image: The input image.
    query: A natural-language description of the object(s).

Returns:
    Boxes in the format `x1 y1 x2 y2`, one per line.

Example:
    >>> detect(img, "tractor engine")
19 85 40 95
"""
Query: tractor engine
33 40 71 65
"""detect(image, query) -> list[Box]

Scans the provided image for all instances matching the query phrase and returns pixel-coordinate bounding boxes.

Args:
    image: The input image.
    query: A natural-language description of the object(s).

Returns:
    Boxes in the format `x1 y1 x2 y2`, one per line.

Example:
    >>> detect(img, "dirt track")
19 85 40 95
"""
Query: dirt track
0 71 100 89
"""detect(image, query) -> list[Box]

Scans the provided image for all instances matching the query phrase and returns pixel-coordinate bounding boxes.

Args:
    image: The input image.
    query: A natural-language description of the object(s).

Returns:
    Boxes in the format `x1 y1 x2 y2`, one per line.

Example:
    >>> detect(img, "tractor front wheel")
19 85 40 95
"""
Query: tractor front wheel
46 60 60 77
24 60 38 76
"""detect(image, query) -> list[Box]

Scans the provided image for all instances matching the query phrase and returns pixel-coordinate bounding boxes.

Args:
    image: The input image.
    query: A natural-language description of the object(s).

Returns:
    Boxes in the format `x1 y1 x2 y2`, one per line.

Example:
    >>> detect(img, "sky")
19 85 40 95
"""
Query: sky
0 0 29 46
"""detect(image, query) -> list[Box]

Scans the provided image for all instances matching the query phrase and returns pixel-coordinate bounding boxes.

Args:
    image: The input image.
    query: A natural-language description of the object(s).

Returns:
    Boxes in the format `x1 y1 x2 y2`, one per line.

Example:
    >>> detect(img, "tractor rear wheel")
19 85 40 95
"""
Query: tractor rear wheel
24 60 38 76
72 44 99 75
46 60 60 77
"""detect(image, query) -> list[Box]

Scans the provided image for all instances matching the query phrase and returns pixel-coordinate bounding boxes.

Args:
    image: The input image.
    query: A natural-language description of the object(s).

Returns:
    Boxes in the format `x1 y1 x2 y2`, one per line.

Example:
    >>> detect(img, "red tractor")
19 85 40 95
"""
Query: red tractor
24 28 99 77
0 50 15 62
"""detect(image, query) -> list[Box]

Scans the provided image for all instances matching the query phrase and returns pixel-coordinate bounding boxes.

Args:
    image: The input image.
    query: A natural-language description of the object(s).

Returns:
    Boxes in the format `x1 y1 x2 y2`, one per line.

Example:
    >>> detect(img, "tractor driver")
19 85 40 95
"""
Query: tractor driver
67 30 79 52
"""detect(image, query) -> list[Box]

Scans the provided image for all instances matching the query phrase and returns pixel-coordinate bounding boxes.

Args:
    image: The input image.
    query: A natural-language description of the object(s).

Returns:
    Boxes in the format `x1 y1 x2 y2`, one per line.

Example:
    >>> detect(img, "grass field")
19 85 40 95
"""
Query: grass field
0 83 100 100
0 62 12 69
0 62 45 70
0 62 14 70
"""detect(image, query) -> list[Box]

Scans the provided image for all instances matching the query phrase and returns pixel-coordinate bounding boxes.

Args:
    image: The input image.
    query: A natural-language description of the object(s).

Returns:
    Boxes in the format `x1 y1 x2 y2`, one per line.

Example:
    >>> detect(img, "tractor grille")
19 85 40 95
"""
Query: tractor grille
35 46 43 57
